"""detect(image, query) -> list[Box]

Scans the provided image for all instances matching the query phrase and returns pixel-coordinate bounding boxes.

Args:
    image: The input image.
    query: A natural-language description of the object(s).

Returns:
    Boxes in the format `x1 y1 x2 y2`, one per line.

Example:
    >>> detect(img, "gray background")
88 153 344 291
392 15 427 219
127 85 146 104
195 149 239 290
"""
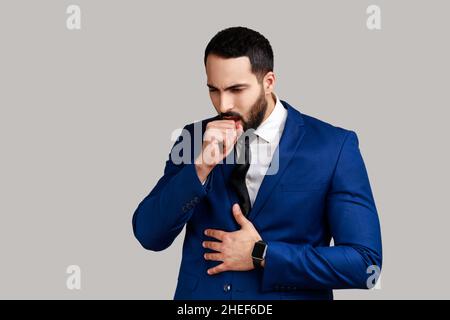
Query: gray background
0 0 449 299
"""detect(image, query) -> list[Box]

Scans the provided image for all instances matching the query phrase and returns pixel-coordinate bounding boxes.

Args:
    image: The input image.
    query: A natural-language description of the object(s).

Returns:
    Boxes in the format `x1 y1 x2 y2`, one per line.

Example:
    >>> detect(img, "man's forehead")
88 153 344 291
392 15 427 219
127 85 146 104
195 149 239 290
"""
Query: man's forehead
206 55 256 88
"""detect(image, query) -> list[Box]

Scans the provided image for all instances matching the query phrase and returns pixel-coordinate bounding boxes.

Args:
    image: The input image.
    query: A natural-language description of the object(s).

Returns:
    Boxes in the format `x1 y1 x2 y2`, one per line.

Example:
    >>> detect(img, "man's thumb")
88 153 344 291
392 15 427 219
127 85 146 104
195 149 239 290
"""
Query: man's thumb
233 203 247 227
235 121 244 140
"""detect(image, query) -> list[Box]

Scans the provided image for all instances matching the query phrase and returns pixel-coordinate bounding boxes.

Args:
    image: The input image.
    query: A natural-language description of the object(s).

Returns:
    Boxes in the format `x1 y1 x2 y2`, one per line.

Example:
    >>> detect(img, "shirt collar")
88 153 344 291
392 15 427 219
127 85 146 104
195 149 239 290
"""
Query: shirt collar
254 92 287 143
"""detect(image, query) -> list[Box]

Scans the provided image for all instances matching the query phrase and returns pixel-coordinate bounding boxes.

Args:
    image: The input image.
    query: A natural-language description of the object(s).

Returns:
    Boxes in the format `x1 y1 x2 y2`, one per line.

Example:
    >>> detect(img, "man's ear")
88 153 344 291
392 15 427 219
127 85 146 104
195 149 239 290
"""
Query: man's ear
263 71 276 94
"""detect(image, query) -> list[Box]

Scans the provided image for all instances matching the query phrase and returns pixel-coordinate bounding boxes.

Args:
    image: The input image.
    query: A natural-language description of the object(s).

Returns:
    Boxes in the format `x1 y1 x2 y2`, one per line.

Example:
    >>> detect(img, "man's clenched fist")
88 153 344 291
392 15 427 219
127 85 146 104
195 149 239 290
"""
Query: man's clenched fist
194 119 244 182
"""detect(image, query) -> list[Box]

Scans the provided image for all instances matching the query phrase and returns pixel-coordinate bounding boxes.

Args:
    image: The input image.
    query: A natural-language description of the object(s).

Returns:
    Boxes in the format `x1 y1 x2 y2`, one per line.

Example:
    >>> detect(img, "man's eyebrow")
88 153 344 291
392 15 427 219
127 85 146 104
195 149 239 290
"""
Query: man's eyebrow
207 83 250 91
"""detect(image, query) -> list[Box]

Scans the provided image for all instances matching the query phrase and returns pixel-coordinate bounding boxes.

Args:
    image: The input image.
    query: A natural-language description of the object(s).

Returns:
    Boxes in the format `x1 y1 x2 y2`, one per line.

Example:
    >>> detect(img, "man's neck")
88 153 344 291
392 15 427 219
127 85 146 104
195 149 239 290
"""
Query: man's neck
261 92 277 123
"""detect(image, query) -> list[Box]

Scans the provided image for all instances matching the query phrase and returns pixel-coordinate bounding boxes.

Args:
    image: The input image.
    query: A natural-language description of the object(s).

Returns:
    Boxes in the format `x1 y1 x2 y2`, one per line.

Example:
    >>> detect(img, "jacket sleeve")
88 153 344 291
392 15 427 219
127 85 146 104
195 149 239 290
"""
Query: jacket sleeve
132 125 211 251
262 130 382 290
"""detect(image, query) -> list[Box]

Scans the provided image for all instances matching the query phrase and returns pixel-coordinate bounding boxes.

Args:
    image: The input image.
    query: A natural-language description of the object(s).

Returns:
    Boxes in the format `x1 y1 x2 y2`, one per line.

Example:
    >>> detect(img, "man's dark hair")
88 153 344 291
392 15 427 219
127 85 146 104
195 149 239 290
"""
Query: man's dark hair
204 26 274 82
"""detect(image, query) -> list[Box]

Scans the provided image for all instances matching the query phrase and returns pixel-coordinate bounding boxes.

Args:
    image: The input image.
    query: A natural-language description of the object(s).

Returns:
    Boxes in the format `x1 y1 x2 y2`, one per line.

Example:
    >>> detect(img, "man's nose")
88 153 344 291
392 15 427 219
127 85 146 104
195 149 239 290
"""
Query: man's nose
218 95 233 114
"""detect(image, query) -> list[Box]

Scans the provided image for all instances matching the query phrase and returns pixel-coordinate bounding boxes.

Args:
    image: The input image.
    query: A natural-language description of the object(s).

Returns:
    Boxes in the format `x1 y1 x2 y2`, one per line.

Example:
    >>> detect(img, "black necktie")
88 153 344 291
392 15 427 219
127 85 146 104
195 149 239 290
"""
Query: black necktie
229 134 254 217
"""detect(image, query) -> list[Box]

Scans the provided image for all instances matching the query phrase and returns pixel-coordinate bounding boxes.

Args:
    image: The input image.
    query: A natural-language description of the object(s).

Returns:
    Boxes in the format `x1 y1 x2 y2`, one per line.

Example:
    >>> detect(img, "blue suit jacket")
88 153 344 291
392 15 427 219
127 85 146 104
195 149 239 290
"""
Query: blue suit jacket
132 100 382 300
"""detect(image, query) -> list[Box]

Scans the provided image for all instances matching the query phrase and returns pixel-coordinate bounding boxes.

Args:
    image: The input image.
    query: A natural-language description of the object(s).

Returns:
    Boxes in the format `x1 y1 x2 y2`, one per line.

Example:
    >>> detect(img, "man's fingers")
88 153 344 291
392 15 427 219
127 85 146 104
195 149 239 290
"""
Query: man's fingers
207 120 236 129
202 240 222 252
207 263 228 275
204 229 226 241
204 128 237 144
204 252 224 261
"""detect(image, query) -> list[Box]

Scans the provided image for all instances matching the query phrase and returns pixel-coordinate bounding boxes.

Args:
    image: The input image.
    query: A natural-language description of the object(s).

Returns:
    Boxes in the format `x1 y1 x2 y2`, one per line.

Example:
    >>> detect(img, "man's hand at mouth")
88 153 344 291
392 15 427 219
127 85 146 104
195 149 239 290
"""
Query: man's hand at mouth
194 119 243 182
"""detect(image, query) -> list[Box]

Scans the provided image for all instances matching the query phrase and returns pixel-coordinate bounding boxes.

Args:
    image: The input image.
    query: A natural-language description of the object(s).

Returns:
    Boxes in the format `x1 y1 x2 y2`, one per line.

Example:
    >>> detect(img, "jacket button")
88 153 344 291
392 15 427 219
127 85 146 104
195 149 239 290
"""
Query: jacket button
223 284 232 292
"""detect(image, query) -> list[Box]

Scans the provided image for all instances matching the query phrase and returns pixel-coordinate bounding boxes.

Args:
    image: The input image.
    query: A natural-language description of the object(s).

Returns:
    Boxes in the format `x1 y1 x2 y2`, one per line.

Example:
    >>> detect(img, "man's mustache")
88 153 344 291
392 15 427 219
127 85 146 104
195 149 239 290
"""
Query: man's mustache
218 112 243 121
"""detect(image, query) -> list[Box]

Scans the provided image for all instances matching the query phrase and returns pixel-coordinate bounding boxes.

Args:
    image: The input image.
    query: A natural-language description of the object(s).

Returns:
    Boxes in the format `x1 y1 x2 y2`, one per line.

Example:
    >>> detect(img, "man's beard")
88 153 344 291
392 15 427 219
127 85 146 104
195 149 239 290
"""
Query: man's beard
219 87 268 132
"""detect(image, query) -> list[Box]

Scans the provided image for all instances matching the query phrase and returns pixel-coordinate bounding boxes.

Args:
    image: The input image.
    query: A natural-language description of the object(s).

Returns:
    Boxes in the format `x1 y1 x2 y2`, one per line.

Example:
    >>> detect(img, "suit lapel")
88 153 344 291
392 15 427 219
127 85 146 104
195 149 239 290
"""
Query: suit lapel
246 101 306 221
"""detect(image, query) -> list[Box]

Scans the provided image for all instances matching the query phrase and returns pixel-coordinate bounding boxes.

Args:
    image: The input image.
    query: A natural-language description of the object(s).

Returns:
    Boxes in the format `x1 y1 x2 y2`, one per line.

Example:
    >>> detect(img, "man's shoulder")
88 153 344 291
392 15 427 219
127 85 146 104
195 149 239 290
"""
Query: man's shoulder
284 100 355 146
302 112 350 136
